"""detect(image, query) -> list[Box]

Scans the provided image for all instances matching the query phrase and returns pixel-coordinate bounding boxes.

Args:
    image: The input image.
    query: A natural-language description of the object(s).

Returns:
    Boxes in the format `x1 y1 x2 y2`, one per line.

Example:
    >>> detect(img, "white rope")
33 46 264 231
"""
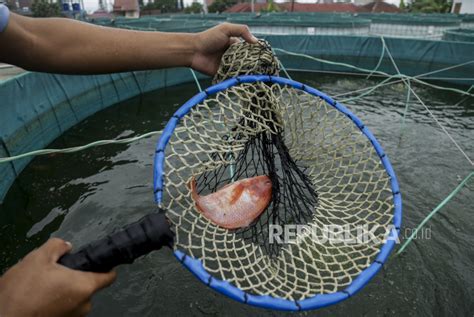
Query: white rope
274 47 474 97
380 36 473 166
408 87 473 166
285 68 474 81
1 46 472 165
0 131 161 164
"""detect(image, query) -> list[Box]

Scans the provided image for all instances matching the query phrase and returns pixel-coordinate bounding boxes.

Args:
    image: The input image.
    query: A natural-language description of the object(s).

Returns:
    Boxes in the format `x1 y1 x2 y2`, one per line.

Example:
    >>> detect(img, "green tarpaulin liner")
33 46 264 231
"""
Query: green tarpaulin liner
264 35 474 81
0 68 206 203
443 28 474 43
0 34 473 202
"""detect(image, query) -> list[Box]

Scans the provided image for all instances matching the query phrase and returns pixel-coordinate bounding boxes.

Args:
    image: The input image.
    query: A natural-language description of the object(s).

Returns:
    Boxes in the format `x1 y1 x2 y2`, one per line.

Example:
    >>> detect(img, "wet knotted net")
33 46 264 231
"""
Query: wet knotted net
158 40 396 302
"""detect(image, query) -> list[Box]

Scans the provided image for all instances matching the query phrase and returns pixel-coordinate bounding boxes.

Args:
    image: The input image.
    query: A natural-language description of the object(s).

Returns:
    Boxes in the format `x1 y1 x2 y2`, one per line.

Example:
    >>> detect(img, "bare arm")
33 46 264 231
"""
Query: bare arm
0 13 257 75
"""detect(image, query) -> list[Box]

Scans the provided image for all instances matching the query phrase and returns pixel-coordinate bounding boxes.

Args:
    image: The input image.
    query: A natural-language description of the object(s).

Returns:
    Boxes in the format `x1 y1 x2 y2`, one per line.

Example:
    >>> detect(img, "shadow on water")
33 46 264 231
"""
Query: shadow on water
0 74 473 316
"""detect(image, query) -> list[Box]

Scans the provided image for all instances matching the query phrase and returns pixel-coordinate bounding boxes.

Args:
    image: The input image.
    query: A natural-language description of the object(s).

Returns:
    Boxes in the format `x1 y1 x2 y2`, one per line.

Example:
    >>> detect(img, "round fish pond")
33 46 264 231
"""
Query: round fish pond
0 73 472 316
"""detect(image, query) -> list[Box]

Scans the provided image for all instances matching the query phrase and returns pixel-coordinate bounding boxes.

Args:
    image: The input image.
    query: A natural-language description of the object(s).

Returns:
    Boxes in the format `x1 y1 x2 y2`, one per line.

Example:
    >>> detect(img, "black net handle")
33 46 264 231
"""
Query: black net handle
58 211 174 273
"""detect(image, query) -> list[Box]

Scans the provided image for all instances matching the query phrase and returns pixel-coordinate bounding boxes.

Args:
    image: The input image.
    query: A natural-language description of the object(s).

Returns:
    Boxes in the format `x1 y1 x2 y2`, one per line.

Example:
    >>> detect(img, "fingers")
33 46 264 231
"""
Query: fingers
81 270 117 293
229 37 240 46
93 270 117 291
38 238 73 262
221 23 258 44
66 270 116 303
73 301 92 317
79 302 92 317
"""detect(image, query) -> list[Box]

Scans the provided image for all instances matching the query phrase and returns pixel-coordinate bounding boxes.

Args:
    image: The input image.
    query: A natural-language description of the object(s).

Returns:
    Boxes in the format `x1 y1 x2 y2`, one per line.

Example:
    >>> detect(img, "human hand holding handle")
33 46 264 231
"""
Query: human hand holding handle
0 239 116 317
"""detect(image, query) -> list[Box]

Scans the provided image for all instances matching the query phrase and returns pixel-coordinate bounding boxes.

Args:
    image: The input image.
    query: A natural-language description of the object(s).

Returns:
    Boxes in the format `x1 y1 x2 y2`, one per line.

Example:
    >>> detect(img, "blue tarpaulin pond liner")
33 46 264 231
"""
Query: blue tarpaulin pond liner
1 34 473 203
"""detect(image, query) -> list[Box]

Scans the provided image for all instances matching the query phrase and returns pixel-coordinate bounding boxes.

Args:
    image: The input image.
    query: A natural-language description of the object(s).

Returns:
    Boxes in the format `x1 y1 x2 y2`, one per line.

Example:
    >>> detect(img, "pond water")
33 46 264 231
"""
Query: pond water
1 73 473 316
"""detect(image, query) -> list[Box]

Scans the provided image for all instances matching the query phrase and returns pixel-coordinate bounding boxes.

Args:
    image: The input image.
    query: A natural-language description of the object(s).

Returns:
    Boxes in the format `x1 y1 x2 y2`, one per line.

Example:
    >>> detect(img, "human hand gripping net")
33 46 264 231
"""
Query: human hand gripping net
154 40 402 310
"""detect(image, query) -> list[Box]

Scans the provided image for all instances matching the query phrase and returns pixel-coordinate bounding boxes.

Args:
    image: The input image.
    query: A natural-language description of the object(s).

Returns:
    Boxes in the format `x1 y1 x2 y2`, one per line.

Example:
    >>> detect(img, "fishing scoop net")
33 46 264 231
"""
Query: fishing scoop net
159 41 395 300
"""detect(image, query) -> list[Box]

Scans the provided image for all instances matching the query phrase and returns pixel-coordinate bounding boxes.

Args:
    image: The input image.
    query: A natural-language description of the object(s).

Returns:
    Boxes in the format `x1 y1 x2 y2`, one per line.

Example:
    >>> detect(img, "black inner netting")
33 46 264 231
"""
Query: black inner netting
195 93 318 257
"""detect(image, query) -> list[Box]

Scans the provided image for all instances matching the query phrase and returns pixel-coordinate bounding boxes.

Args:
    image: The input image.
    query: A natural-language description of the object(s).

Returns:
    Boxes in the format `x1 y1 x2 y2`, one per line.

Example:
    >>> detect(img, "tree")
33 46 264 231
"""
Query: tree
399 0 406 10
410 0 452 13
208 0 236 13
260 0 280 13
184 2 203 14
31 0 62 17
144 0 179 13
4 0 18 10
98 0 106 10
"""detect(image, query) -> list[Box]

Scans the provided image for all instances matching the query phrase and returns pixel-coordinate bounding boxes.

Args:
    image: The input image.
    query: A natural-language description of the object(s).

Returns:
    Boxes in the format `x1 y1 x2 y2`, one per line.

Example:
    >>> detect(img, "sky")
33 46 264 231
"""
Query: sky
82 0 401 14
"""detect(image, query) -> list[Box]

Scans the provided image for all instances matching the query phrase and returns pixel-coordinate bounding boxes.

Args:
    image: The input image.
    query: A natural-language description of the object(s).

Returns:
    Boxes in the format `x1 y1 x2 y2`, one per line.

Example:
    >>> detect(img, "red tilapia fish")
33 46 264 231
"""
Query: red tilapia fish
189 175 272 229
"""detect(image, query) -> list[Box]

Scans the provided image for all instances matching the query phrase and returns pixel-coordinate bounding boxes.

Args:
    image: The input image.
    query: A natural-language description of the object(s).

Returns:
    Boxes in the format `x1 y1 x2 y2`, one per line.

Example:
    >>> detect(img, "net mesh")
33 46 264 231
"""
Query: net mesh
160 41 394 300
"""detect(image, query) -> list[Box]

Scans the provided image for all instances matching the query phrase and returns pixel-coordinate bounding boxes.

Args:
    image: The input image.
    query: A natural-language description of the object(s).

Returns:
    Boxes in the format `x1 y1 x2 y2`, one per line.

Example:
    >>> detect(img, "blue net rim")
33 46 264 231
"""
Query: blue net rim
153 74 402 311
